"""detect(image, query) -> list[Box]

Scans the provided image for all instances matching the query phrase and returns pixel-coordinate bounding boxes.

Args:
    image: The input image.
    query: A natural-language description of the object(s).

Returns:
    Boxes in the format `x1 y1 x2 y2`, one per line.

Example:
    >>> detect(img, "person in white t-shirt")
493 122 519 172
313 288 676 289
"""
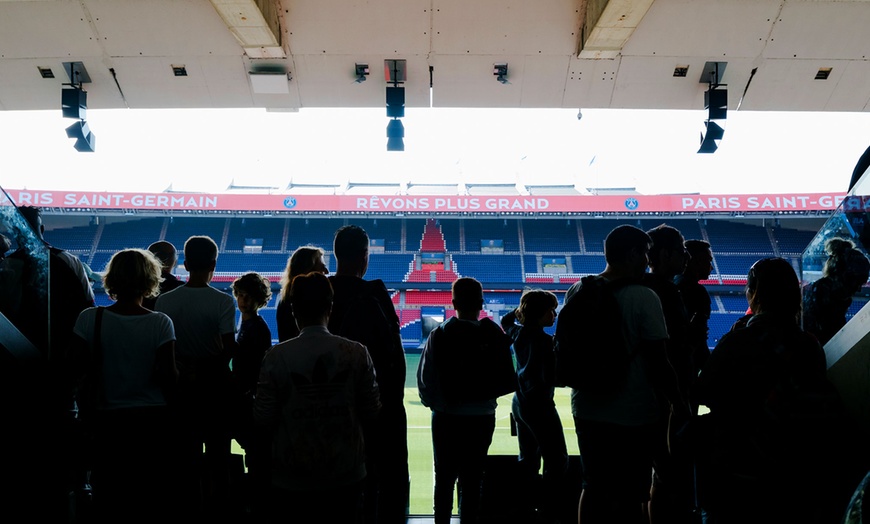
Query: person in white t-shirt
564 225 685 524
72 248 177 523
155 235 238 519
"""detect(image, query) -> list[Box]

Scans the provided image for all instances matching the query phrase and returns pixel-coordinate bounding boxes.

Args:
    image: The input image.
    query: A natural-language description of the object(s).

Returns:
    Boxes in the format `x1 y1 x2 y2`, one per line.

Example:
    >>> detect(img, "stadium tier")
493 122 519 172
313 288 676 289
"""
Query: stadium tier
41 214 827 348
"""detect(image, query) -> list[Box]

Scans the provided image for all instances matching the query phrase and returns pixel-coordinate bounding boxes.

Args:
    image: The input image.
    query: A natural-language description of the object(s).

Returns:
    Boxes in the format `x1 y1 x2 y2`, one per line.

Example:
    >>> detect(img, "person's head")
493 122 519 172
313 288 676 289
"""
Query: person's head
746 257 801 319
823 238 870 294
232 272 272 316
280 245 327 300
17 206 44 240
333 225 369 276
147 240 178 274
646 224 688 277
683 239 713 281
102 248 164 302
452 277 484 318
183 236 218 272
289 272 334 326
516 289 558 328
604 225 652 277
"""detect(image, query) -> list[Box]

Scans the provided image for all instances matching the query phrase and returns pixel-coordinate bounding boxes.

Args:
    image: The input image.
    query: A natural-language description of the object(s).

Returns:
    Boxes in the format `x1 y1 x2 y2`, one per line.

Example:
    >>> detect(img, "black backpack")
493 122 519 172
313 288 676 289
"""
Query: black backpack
554 275 636 392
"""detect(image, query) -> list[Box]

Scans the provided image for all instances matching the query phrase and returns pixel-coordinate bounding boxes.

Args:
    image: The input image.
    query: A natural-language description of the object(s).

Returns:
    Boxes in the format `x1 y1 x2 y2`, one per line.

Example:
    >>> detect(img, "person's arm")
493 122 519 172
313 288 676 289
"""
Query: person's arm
643 338 686 412
219 293 240 359
694 335 731 410
372 280 407 396
276 299 292 342
356 345 381 421
635 288 690 417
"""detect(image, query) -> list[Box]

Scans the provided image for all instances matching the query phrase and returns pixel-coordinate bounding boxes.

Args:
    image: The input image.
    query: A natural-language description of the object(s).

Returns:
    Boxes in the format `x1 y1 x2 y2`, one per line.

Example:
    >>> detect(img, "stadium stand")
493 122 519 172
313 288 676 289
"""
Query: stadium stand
463 219 520 252
452 253 523 283
705 220 774 254
97 217 164 252
419 219 447 252
42 214 832 348
439 219 462 252
163 217 226 253
285 218 337 252
570 254 607 275
522 219 581 253
226 218 286 251
43 223 97 252
364 254 415 282
772 226 817 255
354 218 404 252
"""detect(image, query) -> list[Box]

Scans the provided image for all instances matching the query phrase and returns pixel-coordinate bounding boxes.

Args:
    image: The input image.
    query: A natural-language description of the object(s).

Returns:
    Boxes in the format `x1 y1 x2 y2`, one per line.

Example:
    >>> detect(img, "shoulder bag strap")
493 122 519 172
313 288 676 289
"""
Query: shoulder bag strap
91 307 104 405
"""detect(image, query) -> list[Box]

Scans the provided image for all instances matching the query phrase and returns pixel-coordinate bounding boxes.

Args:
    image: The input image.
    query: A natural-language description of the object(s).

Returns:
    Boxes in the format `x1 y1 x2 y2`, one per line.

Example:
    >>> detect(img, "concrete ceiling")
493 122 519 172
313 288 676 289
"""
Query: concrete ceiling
0 0 869 113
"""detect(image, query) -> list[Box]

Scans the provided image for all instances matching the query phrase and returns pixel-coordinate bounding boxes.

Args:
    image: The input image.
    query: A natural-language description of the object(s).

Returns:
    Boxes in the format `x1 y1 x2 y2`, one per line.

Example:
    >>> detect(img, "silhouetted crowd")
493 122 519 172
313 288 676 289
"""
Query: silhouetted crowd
2 206 869 524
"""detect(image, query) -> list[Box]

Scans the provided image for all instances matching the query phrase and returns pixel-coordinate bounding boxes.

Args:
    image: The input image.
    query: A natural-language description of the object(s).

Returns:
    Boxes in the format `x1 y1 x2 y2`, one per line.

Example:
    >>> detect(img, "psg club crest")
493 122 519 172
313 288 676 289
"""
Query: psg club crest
283 196 297 209
624 198 639 211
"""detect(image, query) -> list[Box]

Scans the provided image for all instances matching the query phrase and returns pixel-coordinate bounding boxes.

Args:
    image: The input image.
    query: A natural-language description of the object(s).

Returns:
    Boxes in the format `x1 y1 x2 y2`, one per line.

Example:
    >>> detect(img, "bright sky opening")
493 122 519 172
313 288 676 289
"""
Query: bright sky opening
1 108 868 196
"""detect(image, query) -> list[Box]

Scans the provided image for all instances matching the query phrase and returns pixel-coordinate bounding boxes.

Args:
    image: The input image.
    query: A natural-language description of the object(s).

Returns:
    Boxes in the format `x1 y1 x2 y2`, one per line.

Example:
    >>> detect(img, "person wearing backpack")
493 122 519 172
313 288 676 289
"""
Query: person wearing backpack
417 277 516 524
327 225 409 524
558 224 684 524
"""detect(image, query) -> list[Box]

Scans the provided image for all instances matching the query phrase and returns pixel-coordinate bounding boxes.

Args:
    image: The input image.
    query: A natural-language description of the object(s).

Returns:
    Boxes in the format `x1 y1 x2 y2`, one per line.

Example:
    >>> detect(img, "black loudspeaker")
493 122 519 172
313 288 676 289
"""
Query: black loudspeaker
704 89 727 120
386 86 405 118
62 88 87 120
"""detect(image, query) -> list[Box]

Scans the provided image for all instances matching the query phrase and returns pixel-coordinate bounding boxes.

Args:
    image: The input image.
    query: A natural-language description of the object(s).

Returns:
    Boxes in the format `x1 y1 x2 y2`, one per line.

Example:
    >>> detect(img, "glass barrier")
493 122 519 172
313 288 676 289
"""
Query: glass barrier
801 185 870 344
0 186 49 359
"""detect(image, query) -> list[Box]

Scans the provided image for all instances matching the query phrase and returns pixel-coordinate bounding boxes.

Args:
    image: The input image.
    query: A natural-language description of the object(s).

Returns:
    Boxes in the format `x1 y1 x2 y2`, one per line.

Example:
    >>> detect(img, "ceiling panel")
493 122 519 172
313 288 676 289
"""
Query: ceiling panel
826 61 870 112
740 58 849 112
517 55 573 108
0 2 102 59
561 57 620 109
286 0 431 56
624 0 782 58
86 0 242 58
0 0 869 112
764 1 870 60
432 0 581 56
107 56 255 108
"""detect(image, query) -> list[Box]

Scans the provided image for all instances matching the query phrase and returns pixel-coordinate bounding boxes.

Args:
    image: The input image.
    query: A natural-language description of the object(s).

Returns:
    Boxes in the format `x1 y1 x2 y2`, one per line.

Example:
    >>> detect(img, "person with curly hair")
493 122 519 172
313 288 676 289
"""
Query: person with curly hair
72 248 178 523
802 237 870 345
231 271 273 397
230 271 273 517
